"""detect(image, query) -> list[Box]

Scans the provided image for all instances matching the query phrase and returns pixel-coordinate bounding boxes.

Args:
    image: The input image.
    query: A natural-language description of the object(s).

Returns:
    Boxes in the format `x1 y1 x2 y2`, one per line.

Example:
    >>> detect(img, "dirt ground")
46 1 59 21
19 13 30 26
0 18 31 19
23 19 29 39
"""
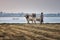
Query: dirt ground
0 23 60 40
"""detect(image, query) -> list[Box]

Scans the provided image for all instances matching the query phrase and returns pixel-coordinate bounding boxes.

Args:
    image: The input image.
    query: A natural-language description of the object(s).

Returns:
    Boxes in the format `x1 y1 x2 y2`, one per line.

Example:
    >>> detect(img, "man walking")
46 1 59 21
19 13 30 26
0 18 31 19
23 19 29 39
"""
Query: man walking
40 12 43 24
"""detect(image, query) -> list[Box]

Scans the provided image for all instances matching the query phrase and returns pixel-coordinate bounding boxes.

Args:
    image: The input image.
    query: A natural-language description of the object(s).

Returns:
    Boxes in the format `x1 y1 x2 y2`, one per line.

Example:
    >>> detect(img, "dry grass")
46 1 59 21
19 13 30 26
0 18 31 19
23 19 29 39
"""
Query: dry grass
0 23 60 40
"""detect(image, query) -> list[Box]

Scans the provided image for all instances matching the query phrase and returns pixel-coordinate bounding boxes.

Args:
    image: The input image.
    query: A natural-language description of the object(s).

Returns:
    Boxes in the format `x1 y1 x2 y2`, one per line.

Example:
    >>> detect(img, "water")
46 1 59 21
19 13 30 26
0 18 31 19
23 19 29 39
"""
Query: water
0 17 27 23
0 17 60 23
44 17 60 23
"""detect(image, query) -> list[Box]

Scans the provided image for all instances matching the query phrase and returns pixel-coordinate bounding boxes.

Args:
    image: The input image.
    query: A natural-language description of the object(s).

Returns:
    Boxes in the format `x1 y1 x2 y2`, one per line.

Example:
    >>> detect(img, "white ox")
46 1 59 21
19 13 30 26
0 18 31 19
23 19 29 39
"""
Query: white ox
25 15 41 23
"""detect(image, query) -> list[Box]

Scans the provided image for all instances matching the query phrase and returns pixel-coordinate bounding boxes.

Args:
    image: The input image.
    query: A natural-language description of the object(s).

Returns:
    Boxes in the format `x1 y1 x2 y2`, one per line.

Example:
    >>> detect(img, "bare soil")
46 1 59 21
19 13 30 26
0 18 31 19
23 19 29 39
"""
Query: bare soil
0 23 60 40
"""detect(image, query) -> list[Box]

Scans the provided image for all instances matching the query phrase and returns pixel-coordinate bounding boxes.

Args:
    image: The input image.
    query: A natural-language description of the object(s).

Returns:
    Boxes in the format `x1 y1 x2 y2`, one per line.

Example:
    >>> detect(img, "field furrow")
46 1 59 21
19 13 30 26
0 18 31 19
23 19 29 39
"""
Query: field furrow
0 24 60 40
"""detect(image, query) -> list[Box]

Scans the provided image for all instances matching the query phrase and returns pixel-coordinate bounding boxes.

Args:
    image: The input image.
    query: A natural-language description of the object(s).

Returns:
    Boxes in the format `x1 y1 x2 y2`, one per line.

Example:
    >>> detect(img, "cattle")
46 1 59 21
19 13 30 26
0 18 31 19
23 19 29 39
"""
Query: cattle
25 12 43 24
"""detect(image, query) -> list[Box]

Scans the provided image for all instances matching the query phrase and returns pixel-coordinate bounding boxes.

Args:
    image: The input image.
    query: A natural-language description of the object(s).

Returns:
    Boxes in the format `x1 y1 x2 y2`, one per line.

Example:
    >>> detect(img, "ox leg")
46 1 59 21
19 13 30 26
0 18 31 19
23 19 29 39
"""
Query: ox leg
34 19 36 24
28 20 29 23
32 20 33 23
27 19 29 24
40 20 41 23
34 21 36 24
31 19 33 23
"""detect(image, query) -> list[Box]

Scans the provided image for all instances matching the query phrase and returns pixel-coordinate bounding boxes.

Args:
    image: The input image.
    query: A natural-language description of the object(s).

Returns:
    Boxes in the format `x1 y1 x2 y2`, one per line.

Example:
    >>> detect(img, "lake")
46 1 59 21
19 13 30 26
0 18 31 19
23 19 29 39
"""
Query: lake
0 17 60 23
44 17 60 23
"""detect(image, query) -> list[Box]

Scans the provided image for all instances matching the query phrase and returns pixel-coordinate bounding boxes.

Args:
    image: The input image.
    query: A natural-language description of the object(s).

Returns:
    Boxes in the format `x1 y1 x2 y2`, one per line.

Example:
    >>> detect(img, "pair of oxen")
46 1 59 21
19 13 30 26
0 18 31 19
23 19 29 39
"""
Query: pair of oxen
25 13 43 24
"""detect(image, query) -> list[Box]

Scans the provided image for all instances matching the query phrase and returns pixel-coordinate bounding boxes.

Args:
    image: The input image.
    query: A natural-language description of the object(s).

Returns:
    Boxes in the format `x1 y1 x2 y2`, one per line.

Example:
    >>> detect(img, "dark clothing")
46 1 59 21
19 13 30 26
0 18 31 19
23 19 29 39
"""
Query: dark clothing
40 12 43 24
32 14 36 17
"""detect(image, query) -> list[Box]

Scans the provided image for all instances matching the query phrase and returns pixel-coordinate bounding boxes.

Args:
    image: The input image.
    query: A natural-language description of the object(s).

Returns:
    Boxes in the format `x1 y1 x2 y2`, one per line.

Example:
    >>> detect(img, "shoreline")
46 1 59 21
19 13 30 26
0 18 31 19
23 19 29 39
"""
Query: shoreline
0 23 60 25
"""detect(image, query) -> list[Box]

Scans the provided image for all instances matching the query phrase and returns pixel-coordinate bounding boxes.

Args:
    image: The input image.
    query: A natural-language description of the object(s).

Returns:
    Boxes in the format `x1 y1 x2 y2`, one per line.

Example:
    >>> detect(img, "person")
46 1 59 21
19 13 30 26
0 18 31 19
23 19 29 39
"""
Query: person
40 12 43 24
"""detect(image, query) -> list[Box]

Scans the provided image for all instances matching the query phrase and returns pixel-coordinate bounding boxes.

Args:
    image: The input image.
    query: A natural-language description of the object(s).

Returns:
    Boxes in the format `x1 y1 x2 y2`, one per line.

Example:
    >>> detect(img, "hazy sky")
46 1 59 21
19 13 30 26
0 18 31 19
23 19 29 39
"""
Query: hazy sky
0 0 60 13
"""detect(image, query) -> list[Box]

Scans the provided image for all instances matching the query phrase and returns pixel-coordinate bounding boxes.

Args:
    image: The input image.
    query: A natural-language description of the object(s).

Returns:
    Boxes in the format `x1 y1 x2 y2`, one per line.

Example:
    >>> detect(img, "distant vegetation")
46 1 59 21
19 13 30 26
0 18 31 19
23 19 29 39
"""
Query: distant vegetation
0 12 60 17
44 13 60 17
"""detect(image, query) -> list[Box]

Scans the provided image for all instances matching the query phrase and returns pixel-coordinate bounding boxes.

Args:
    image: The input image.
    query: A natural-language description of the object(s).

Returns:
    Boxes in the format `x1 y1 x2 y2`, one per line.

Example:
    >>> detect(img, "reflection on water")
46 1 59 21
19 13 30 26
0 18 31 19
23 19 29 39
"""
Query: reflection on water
0 17 60 23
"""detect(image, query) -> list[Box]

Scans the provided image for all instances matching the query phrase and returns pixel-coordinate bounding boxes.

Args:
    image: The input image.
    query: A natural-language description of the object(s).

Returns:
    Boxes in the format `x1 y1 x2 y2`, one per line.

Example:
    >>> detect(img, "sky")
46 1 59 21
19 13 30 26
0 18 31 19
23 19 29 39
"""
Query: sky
0 0 60 13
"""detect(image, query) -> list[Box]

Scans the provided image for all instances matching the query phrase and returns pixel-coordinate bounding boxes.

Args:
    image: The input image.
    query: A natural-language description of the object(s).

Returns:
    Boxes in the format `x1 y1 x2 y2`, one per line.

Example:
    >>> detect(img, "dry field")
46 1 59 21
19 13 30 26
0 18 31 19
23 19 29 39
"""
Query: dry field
0 23 60 40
